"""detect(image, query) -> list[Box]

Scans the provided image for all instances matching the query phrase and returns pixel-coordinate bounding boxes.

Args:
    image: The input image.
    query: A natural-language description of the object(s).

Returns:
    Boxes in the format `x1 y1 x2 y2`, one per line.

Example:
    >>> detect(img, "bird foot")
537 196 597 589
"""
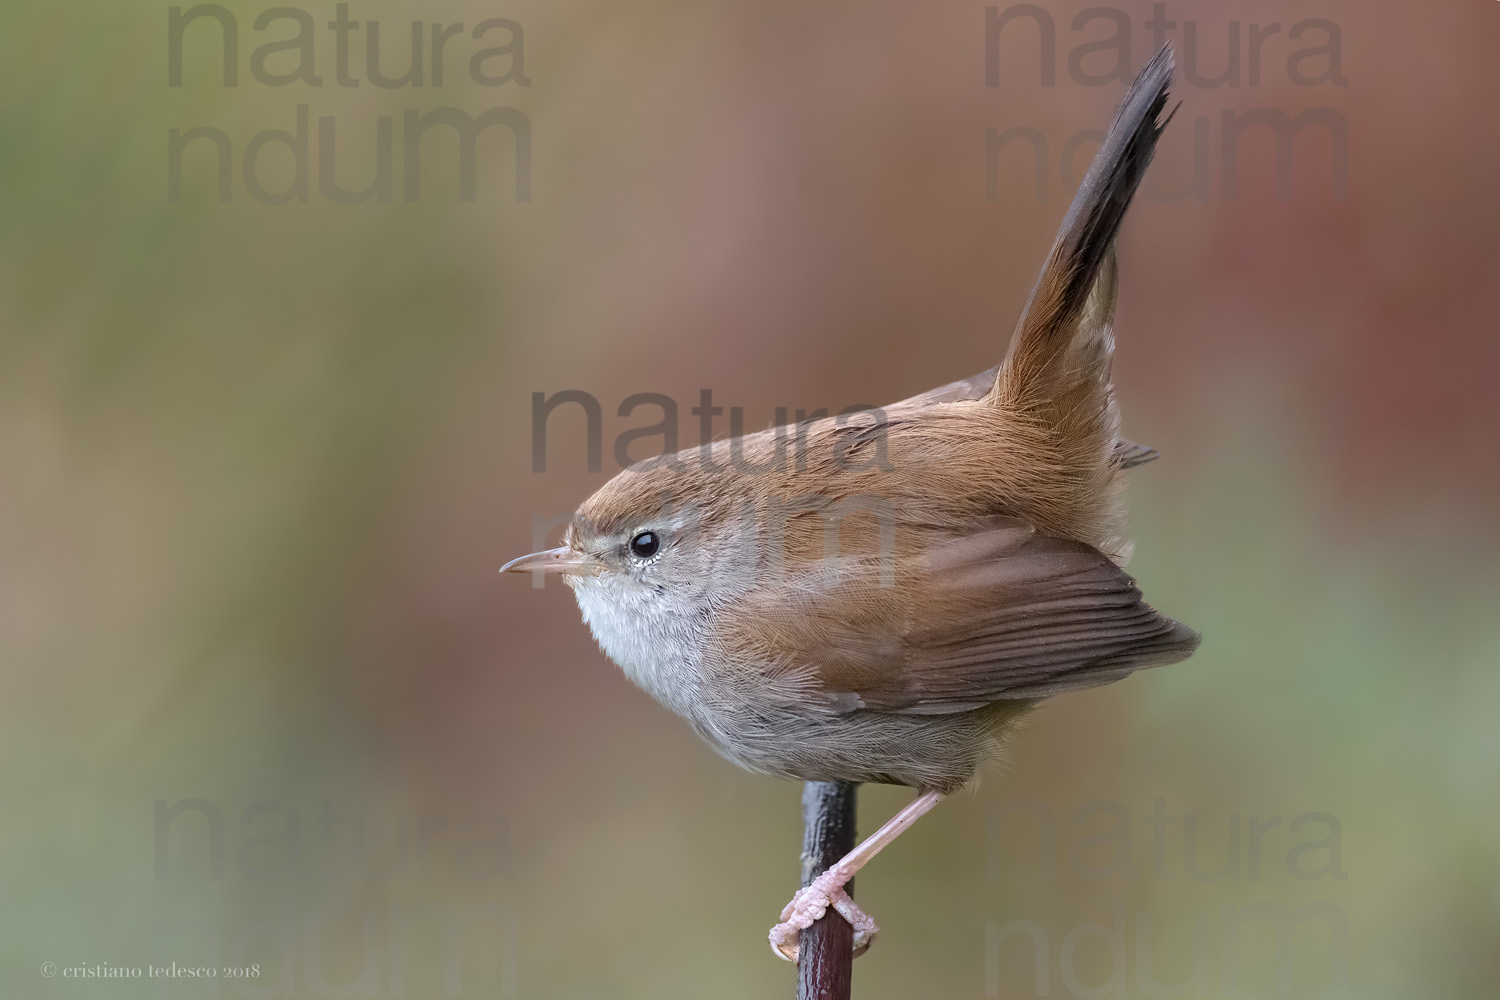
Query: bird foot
768 872 878 962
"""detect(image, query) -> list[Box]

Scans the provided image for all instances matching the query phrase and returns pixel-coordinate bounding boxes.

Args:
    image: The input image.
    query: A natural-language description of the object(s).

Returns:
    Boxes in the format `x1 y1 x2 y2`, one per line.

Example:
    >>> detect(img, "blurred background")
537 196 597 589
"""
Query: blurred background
3 1 1498 997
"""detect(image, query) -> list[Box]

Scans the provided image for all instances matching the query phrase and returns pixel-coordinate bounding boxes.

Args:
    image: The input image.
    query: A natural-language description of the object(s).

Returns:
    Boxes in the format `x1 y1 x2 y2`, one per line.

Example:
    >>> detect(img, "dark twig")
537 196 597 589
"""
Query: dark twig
797 780 858 1000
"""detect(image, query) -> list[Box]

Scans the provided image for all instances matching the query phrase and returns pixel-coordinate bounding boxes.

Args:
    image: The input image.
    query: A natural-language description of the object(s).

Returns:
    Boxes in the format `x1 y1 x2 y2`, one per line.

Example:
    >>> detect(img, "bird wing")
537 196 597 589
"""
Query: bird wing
711 518 1198 715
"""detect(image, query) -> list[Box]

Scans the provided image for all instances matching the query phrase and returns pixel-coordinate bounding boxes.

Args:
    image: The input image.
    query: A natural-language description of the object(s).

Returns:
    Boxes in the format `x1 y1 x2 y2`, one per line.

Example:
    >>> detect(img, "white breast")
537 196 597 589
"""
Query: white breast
567 574 711 718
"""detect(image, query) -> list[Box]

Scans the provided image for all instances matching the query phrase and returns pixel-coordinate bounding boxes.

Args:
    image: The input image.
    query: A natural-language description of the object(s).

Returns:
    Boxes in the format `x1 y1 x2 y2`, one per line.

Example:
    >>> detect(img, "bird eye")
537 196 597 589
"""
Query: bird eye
629 531 660 559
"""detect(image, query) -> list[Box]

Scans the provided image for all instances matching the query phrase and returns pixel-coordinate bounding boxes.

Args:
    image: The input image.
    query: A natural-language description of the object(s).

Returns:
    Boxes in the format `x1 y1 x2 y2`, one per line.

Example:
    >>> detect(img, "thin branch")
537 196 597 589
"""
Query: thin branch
797 780 858 1000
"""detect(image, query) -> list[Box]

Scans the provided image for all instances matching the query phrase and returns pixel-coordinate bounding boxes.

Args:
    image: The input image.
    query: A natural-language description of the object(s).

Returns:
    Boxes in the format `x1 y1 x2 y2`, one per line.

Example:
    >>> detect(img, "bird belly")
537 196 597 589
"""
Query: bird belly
685 695 1033 794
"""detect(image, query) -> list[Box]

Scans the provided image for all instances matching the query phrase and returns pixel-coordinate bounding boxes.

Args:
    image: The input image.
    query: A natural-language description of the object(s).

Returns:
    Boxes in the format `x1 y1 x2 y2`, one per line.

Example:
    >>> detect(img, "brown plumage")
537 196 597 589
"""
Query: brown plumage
504 46 1197 959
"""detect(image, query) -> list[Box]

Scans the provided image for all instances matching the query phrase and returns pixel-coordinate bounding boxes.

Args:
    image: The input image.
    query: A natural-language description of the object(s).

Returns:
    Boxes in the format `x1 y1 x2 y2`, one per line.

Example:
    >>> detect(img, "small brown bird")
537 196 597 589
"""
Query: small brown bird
504 47 1197 961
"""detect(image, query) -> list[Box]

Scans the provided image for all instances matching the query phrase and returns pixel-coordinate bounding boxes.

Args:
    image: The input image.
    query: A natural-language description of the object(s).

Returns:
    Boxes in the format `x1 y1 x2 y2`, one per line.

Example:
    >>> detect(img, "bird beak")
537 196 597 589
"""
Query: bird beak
500 546 595 578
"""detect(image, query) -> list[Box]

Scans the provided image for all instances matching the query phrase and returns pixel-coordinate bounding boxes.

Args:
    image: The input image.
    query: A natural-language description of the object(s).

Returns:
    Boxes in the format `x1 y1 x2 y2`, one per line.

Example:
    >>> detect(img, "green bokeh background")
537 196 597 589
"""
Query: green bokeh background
3 1 1498 997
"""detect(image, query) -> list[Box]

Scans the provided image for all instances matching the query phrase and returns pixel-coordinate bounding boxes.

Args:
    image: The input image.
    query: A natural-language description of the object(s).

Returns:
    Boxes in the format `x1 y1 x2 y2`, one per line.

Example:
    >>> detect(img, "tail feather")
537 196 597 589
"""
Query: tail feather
990 45 1175 411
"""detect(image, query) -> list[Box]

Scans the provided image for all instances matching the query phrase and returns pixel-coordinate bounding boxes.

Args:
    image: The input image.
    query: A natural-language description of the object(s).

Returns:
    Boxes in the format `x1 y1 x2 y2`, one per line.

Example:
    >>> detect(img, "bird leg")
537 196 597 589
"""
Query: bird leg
769 789 947 962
